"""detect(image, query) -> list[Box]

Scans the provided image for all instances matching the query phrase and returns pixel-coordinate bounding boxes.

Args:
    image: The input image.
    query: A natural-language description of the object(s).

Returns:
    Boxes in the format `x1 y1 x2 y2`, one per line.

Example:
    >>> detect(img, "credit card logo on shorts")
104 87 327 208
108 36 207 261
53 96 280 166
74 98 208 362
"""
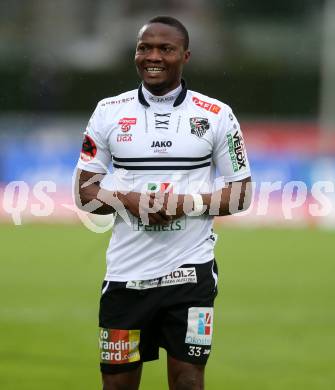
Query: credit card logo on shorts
185 307 213 345
99 328 140 364
227 130 246 171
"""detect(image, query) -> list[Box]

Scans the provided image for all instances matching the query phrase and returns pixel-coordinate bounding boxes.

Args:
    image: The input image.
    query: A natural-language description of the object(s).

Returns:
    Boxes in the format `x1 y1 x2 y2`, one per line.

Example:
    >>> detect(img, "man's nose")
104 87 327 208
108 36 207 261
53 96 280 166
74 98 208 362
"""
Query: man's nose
146 48 162 62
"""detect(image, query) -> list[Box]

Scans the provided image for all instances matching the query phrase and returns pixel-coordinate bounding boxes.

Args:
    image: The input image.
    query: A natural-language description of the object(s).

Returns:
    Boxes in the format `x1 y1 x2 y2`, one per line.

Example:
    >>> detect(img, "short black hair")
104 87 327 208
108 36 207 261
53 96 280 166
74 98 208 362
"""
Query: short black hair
147 16 189 50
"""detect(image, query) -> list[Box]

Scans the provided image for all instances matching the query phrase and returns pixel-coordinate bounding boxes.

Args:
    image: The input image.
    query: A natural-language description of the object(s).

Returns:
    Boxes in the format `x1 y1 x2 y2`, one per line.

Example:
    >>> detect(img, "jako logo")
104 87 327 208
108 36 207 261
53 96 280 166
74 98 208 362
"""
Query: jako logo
151 140 172 148
118 118 137 132
198 312 212 335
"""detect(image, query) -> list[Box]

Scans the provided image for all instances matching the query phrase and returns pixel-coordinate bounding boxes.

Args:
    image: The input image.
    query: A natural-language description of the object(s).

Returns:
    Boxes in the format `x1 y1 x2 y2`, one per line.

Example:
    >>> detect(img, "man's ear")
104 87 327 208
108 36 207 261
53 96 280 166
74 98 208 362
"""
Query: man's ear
183 50 191 64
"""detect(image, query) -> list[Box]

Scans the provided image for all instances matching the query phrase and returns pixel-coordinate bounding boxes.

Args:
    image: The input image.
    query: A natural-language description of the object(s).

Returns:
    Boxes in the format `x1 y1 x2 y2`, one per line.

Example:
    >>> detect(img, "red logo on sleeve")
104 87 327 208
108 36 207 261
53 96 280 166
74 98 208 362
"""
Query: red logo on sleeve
192 97 221 114
80 134 97 161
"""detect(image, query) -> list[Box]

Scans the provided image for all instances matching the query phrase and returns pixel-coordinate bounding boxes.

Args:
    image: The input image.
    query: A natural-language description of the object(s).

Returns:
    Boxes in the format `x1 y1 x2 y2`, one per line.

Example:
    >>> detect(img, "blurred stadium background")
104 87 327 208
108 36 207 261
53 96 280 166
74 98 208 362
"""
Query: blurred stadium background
0 1 334 389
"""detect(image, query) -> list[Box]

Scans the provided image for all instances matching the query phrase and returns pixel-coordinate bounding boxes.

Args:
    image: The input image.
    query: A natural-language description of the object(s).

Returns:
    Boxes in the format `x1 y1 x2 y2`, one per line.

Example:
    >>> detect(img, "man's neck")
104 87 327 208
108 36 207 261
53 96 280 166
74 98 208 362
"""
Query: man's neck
143 81 182 97
142 84 182 106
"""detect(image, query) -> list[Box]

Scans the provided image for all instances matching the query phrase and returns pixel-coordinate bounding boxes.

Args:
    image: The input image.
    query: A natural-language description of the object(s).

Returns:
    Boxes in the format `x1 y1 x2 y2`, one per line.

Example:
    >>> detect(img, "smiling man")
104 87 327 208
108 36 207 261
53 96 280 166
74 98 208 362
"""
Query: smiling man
75 16 251 390
135 20 190 95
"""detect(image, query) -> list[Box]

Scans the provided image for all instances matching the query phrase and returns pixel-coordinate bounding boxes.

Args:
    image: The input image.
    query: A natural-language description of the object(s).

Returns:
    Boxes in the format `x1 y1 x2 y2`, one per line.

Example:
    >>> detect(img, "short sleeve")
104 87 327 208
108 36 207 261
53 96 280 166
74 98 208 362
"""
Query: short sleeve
76 103 112 173
212 107 251 182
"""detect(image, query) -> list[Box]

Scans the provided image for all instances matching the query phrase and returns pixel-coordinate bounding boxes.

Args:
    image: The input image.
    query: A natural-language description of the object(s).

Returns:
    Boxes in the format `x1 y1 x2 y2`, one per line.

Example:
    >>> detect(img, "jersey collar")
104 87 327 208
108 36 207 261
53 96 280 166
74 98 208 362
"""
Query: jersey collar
138 79 187 108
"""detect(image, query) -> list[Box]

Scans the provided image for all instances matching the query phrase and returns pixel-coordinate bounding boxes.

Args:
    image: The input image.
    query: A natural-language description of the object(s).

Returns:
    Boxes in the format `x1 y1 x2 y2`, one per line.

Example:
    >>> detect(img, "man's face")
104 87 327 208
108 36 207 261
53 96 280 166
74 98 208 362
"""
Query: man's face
135 23 190 96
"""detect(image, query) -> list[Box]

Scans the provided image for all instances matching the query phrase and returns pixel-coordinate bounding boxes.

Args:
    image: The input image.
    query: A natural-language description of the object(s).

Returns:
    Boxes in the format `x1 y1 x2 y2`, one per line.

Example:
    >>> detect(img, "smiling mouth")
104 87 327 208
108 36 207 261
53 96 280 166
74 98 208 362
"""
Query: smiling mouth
145 67 165 74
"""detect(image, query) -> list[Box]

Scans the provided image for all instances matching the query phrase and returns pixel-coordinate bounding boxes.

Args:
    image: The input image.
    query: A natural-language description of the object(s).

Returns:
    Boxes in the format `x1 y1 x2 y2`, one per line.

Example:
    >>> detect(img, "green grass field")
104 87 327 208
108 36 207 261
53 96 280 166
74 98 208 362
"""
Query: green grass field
0 224 334 389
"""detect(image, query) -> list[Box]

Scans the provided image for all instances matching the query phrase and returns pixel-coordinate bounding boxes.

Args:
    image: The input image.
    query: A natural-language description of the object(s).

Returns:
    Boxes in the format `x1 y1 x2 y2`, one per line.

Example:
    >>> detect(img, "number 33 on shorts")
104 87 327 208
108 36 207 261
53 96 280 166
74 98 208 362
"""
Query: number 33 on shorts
188 346 202 356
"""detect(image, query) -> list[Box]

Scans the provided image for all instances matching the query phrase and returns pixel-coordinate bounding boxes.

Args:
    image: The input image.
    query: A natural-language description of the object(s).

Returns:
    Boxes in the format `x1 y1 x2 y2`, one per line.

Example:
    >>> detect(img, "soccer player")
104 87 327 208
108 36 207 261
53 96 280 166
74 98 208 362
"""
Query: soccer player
75 16 251 390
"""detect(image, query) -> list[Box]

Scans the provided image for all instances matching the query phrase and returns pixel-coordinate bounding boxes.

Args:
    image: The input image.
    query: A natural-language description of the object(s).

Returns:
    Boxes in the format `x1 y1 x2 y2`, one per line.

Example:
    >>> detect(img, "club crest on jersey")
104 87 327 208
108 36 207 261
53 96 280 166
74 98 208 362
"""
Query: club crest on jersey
189 117 210 138
118 118 137 132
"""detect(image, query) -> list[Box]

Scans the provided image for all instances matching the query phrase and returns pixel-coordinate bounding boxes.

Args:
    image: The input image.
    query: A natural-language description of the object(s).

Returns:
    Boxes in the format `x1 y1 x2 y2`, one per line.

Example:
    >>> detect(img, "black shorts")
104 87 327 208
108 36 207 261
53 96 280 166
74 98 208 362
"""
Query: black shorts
99 259 218 374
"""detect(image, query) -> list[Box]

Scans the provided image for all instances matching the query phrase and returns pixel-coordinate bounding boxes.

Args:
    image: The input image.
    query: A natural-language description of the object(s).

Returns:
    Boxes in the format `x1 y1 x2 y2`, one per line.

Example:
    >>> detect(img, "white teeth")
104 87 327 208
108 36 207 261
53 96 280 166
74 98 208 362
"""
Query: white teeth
146 67 164 72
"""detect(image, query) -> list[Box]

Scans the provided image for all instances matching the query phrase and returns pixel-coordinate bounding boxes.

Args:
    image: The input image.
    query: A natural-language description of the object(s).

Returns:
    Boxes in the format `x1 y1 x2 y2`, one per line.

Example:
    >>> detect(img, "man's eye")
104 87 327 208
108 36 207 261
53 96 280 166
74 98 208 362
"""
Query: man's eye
162 47 173 53
137 46 147 52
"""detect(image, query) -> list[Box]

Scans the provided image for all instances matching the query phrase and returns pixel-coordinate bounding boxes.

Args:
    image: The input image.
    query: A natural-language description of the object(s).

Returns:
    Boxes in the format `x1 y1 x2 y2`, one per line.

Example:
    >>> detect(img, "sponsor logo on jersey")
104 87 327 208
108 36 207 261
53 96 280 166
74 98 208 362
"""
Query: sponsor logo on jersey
118 117 137 132
189 117 210 138
117 134 133 142
126 267 197 289
116 118 136 142
192 96 221 114
134 218 186 231
150 140 172 148
151 139 172 154
80 134 97 161
227 130 246 171
101 97 135 106
147 182 173 193
185 307 213 345
149 95 174 103
99 328 140 364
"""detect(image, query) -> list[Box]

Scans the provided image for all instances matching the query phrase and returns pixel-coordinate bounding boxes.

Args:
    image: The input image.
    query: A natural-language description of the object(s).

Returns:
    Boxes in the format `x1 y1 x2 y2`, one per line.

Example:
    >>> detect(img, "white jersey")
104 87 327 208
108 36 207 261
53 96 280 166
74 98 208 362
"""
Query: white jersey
77 81 251 281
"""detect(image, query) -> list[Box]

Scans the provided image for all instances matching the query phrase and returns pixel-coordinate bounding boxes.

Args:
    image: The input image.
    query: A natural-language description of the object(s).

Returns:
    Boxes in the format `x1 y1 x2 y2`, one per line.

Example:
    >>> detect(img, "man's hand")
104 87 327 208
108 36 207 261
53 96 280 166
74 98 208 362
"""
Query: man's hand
119 191 172 226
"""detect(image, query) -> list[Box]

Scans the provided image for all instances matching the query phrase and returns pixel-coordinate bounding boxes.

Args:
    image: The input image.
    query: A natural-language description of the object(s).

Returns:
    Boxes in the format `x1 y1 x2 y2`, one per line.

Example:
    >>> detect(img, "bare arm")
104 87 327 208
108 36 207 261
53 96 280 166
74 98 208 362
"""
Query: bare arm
165 176 252 218
75 169 172 225
203 176 252 216
75 169 114 215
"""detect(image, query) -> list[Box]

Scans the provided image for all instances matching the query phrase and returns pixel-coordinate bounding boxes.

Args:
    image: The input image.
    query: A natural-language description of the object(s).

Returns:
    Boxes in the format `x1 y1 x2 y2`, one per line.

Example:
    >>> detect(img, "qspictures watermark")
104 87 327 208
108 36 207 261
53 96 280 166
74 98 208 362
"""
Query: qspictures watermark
2 181 56 225
1 178 334 232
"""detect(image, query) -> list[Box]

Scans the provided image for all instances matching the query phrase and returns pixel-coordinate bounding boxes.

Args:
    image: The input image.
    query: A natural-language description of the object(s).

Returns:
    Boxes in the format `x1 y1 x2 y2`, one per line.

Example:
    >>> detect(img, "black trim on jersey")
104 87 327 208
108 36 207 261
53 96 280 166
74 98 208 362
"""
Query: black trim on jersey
138 86 150 107
173 79 187 107
113 161 211 170
138 79 187 108
113 153 212 163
